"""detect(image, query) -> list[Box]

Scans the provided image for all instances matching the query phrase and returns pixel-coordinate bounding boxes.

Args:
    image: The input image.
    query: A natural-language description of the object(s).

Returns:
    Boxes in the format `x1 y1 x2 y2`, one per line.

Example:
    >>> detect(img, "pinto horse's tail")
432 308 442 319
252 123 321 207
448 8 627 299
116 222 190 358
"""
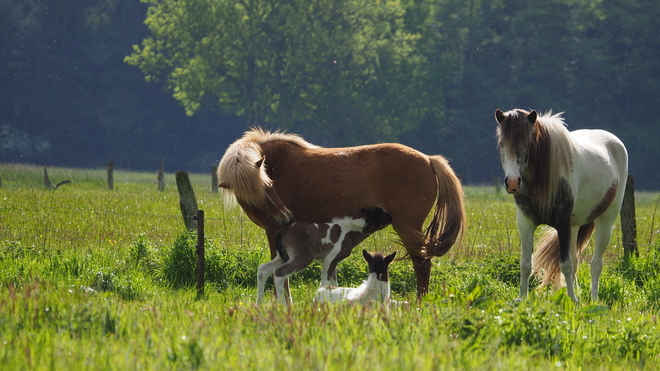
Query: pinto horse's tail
423 155 466 257
532 222 595 288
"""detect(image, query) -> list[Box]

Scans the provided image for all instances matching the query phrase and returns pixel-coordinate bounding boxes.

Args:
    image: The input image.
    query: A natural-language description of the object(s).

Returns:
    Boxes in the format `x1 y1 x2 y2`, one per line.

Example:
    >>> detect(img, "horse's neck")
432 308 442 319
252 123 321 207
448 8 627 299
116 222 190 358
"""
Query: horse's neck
522 123 574 215
353 274 390 302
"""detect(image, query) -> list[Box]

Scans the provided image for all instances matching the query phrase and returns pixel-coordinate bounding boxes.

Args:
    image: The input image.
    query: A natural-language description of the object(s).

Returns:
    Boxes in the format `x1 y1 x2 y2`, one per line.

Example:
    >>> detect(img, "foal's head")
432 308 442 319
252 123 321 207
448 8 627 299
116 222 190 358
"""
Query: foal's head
360 207 393 234
362 250 397 282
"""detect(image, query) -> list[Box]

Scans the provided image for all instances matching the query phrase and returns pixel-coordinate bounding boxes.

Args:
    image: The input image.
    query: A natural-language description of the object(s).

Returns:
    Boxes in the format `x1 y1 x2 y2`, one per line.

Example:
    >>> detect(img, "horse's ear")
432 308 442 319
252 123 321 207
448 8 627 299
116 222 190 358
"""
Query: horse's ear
362 249 372 263
384 251 396 264
527 110 538 124
495 109 506 124
254 156 265 168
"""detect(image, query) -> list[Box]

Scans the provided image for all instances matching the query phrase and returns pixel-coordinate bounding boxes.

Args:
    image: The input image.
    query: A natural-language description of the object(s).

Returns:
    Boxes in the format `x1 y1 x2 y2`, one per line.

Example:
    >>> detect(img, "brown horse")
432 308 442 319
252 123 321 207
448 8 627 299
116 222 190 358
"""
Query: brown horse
218 128 465 298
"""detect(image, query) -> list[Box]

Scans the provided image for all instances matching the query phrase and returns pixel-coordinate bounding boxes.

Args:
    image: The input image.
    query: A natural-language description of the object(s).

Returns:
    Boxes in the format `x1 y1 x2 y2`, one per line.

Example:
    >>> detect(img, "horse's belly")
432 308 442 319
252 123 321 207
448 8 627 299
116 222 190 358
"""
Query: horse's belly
274 154 437 222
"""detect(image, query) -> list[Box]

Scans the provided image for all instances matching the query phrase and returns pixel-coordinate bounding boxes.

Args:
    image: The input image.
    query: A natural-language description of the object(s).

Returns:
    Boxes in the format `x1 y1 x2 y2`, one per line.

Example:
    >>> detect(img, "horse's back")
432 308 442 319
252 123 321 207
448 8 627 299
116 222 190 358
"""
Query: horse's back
262 142 438 223
570 129 628 177
569 129 628 223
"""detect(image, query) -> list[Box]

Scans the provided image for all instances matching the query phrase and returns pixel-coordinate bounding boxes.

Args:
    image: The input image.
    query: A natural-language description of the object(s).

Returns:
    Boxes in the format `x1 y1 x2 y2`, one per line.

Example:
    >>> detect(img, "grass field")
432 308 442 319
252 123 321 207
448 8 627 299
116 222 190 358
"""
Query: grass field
1 163 660 370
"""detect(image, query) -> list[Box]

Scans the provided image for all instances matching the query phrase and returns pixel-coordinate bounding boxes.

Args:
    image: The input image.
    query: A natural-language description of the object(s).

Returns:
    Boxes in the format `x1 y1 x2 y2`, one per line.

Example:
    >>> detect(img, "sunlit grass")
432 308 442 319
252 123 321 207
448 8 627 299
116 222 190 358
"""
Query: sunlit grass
1 163 660 370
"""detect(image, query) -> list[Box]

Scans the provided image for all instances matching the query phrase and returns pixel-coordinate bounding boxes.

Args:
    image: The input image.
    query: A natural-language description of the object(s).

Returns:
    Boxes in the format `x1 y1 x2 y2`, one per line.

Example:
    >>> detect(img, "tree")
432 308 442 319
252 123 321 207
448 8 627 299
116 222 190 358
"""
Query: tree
126 0 422 144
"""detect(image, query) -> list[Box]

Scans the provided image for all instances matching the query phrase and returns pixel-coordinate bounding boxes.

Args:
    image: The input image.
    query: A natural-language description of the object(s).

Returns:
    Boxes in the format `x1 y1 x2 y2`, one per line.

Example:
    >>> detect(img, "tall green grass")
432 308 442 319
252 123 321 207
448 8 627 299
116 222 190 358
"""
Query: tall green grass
1 163 660 370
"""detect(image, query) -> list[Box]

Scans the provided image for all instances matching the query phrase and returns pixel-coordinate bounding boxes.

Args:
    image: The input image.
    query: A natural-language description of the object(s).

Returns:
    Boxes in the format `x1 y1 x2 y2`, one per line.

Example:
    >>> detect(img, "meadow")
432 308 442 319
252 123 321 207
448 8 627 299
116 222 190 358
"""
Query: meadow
1 163 660 370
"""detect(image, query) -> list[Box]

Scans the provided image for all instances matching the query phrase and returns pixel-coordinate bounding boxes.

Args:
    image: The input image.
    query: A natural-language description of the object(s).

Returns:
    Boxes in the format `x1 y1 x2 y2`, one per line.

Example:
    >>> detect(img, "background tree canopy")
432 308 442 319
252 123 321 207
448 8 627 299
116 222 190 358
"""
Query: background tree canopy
2 0 660 189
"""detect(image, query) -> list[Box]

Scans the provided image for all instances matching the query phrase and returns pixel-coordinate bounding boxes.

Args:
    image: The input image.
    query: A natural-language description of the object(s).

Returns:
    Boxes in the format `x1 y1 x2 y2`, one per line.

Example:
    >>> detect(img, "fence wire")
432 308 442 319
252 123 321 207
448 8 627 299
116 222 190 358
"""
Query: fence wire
1 200 655 270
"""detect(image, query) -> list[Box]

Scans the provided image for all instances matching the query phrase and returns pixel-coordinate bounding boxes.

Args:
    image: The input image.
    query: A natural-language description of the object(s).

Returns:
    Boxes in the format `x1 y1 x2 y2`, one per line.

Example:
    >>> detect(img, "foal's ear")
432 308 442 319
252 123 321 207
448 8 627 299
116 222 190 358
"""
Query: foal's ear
362 249 372 263
527 110 538 124
495 109 506 124
384 251 396 264
254 156 265 168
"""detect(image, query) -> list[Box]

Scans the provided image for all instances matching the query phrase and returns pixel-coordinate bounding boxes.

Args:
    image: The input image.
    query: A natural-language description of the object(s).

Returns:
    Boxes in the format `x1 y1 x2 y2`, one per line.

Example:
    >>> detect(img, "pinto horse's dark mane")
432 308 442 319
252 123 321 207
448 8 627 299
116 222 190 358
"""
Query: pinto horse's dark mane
497 109 573 214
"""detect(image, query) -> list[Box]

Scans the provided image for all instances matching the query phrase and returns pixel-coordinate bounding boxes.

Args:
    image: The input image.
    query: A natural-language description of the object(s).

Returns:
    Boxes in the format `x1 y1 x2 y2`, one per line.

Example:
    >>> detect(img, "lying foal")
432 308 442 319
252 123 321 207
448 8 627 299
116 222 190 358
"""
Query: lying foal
257 207 392 305
315 249 396 305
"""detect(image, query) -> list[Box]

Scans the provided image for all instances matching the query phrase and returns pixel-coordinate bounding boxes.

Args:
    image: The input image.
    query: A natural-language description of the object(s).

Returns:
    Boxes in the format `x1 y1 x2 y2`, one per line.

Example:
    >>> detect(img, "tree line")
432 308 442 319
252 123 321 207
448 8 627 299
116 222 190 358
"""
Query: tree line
2 0 659 189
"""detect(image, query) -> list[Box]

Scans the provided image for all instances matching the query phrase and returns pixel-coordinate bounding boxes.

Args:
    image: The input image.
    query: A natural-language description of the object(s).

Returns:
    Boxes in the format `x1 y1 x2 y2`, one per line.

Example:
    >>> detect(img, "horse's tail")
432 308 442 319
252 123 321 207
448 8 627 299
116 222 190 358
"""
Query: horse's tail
217 139 272 210
423 155 466 257
532 222 595 288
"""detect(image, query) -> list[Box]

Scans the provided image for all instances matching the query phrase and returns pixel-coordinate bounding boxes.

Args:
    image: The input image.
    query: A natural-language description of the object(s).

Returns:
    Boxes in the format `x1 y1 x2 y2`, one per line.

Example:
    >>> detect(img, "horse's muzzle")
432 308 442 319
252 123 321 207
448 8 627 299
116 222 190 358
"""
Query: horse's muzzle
504 176 521 194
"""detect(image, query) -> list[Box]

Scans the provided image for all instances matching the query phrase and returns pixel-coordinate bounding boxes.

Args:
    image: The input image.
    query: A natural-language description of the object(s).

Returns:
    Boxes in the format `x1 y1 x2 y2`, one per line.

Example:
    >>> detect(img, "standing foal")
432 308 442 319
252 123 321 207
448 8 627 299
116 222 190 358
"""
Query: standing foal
257 207 392 305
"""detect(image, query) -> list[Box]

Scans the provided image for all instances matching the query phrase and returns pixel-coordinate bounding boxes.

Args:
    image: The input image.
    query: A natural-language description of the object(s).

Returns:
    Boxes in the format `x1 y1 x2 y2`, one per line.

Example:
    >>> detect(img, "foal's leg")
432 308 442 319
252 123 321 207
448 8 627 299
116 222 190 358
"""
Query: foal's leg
266 229 291 301
517 211 537 299
320 257 339 287
322 247 353 287
257 254 284 305
273 255 314 305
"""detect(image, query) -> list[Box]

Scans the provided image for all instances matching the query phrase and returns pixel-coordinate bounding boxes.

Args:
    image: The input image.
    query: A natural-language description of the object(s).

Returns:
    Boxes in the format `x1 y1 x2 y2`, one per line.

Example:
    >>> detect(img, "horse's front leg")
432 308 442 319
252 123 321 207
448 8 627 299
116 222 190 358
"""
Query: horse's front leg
517 211 537 299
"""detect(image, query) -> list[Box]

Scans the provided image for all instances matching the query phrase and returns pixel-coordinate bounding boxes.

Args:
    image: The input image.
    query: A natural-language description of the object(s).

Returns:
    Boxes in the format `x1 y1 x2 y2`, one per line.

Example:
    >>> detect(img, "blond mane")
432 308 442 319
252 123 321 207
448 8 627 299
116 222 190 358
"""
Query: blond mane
497 109 574 216
242 127 319 149
535 111 574 214
217 128 318 208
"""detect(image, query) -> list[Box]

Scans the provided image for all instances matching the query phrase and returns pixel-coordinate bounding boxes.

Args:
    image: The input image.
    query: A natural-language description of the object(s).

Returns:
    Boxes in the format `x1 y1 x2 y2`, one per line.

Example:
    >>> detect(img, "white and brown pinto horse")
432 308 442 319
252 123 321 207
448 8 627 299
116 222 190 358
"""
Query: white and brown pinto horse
257 207 392 305
495 108 628 303
218 128 465 298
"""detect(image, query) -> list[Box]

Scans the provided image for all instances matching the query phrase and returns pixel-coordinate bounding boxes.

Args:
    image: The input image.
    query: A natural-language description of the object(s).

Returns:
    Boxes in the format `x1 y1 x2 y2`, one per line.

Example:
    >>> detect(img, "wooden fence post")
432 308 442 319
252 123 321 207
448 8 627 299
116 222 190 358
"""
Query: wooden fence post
176 171 198 230
195 209 205 298
157 160 165 192
211 166 218 193
107 162 114 190
620 174 638 258
44 167 70 190
44 167 53 188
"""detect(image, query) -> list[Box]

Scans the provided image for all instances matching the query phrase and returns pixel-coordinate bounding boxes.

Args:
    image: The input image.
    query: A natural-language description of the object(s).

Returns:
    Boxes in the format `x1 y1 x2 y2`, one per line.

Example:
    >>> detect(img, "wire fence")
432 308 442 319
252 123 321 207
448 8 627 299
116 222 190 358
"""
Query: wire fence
1 198 656 270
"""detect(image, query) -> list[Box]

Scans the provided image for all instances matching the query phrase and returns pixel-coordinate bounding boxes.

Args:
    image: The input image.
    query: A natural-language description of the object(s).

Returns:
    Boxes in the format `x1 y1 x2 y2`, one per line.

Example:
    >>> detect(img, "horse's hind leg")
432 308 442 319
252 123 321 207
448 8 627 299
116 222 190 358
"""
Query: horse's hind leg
393 223 431 299
411 254 432 299
257 255 284 305
591 217 616 301
559 226 580 303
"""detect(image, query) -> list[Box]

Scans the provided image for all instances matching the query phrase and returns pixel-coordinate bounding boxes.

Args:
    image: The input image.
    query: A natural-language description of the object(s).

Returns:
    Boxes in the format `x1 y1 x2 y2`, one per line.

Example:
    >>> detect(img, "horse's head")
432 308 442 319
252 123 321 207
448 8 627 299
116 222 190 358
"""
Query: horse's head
218 154 294 225
495 108 539 194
